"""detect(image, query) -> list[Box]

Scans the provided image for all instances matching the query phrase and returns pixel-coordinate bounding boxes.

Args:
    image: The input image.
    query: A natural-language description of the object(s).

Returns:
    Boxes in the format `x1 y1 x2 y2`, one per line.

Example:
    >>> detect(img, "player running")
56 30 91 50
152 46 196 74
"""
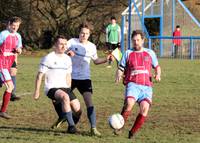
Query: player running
33 35 81 134
0 16 22 119
115 30 161 139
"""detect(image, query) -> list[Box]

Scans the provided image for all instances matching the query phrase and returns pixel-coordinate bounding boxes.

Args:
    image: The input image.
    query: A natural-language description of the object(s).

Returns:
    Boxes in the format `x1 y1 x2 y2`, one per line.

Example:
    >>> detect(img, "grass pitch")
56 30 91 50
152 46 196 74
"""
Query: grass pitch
0 55 200 143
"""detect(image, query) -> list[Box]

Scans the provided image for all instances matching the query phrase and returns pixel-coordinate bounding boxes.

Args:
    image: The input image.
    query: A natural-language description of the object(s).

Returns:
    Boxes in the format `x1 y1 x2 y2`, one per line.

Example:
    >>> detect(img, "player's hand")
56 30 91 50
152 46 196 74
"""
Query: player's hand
66 50 75 57
154 74 161 82
33 91 40 100
107 54 115 62
115 70 123 83
15 48 22 54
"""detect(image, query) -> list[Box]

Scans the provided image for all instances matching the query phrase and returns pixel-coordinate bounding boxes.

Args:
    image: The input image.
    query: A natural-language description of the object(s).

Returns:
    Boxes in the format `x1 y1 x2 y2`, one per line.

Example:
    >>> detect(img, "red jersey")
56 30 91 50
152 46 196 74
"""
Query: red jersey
0 30 22 69
173 30 181 46
119 48 159 87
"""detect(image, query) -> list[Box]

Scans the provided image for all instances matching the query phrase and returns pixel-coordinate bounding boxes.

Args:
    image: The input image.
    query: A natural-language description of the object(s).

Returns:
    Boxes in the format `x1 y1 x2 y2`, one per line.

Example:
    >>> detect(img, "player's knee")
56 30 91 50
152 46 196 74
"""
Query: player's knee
6 83 14 92
126 98 135 110
62 94 70 103
71 99 81 111
140 104 150 116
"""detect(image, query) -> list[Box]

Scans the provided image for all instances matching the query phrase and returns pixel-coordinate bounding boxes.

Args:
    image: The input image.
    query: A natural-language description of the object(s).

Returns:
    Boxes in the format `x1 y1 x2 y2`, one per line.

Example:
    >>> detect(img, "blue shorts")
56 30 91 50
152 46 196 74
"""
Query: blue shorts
125 82 153 104
0 69 12 83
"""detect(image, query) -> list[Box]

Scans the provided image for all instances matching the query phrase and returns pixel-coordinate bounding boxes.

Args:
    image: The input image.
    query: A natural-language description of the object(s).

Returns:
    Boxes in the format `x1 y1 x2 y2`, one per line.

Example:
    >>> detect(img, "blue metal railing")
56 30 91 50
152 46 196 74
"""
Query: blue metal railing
148 36 200 59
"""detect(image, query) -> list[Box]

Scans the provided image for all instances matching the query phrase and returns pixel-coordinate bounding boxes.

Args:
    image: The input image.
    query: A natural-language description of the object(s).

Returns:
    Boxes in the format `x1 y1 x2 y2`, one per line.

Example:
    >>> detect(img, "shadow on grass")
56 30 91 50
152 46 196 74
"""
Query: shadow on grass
0 125 93 137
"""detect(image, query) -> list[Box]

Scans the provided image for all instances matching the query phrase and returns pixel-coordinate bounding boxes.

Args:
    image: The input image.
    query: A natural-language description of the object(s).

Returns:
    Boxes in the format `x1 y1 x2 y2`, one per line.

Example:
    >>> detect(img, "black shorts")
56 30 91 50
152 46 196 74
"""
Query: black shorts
47 88 76 101
11 61 17 68
71 79 93 94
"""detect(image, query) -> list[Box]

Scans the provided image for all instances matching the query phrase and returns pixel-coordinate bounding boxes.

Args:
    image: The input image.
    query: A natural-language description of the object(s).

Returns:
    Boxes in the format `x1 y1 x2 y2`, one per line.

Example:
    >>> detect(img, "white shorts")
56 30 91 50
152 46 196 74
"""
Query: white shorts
0 69 12 83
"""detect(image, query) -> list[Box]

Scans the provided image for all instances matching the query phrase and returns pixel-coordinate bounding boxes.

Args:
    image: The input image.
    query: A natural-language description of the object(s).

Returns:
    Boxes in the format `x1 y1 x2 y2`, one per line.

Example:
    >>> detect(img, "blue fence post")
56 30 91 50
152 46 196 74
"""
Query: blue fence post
190 38 194 60
160 0 164 57
121 15 125 55
148 38 152 50
128 0 132 49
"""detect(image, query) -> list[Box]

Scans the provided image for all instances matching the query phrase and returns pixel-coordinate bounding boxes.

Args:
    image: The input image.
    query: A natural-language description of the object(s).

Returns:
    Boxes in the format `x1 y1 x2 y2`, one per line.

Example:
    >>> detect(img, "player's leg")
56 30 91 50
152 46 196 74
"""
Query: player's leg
174 45 178 58
121 82 139 123
51 81 79 129
10 62 20 101
82 91 102 136
52 100 62 118
129 85 152 139
114 82 138 135
113 97 135 135
70 98 82 124
51 99 82 129
0 69 14 119
51 101 64 129
64 88 82 125
78 79 101 136
129 101 150 139
107 42 112 67
52 89 76 133
0 77 3 88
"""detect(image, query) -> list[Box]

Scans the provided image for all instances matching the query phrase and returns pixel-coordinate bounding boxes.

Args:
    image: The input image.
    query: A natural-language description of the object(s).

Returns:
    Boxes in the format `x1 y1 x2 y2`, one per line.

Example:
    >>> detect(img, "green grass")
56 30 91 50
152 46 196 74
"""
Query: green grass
0 55 200 143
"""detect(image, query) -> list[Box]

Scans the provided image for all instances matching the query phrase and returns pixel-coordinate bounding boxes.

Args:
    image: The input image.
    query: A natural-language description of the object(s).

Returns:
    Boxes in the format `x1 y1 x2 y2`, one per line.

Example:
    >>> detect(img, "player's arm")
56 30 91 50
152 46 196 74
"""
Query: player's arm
93 54 114 65
0 32 4 46
150 49 161 82
154 66 161 82
15 33 23 54
66 73 71 87
33 72 44 100
93 57 107 65
115 65 124 83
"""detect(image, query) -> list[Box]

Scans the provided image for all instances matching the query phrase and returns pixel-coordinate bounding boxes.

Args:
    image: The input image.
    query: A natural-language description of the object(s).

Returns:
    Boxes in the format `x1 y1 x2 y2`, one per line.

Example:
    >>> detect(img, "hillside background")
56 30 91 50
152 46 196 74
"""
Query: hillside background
0 0 199 50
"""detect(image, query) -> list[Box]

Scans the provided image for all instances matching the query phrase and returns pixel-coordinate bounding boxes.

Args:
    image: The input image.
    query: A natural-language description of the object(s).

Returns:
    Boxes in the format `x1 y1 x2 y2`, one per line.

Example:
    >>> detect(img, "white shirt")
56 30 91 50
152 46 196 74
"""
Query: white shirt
67 38 98 79
39 51 72 95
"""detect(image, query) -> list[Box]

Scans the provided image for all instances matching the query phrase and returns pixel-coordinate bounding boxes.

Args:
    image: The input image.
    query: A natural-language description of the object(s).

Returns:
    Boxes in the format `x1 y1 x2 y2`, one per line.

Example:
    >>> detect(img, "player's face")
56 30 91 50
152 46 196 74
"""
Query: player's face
79 28 90 43
55 38 68 54
111 19 116 24
8 22 21 33
132 34 144 51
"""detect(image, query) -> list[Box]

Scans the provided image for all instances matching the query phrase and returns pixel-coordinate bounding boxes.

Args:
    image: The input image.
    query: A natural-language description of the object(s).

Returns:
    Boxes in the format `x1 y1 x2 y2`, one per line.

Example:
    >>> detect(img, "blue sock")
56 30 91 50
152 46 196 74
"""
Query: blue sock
87 106 96 128
63 111 75 126
11 76 16 94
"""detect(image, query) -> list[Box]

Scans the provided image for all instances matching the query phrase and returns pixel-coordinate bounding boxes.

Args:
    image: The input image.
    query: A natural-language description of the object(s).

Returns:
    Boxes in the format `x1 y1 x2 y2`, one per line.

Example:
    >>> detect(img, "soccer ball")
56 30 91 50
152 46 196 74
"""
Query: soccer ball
108 113 124 130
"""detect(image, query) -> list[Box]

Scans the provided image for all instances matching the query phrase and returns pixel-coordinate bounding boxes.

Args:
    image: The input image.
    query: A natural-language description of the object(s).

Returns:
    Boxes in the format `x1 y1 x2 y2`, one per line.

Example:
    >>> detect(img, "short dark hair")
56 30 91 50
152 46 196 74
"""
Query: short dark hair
79 21 94 32
131 30 145 39
111 16 116 20
54 35 67 43
8 16 22 24
176 25 180 28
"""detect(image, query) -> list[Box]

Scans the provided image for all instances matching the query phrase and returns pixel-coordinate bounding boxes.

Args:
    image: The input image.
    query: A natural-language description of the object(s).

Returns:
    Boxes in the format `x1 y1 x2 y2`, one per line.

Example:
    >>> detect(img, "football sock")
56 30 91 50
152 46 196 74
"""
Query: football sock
130 114 146 134
121 110 131 123
87 106 96 128
53 102 62 118
1 91 11 112
11 76 16 95
63 111 75 126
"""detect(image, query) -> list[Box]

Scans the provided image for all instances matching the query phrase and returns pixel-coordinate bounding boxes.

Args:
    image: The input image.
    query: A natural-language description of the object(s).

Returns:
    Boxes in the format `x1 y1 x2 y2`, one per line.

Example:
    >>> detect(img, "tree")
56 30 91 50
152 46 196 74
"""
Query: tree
0 0 127 49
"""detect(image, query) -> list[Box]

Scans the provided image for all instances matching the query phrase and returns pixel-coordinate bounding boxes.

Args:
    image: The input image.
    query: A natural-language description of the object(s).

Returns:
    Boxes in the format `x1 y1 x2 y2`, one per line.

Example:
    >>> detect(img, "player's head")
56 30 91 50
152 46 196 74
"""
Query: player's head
131 30 145 51
54 35 68 54
7 16 22 33
79 21 93 43
110 16 116 24
176 25 180 31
